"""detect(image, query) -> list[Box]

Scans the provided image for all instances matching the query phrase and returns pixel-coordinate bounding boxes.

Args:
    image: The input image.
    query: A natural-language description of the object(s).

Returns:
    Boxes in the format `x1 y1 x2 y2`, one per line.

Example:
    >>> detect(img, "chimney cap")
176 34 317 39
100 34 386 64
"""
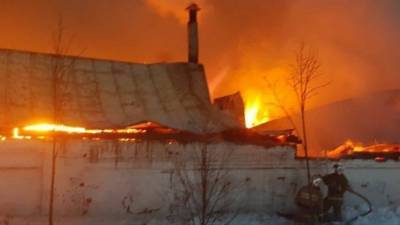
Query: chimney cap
186 3 200 11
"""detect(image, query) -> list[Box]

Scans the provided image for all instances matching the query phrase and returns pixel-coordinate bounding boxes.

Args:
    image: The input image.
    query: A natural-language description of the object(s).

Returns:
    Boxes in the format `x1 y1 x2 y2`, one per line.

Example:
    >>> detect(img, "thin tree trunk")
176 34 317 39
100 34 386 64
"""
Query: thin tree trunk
49 138 57 225
47 19 77 225
201 148 208 225
49 52 58 225
301 106 311 185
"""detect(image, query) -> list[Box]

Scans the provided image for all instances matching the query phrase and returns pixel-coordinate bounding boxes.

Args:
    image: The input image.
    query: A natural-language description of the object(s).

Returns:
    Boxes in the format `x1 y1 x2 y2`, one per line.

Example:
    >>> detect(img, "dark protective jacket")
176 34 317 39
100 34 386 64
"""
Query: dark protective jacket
295 184 323 211
322 173 350 198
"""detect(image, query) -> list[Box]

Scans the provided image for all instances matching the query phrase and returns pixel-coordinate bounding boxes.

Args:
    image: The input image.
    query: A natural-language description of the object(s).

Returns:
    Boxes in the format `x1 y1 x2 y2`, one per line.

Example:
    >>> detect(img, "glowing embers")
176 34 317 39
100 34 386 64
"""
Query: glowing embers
12 128 31 140
11 123 147 141
244 95 270 128
24 124 86 133
22 123 145 134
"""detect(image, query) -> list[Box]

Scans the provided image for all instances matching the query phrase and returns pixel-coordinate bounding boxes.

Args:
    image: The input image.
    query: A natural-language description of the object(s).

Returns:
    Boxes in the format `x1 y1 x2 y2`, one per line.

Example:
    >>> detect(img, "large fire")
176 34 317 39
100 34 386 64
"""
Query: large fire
5 123 400 160
244 95 270 128
237 67 294 129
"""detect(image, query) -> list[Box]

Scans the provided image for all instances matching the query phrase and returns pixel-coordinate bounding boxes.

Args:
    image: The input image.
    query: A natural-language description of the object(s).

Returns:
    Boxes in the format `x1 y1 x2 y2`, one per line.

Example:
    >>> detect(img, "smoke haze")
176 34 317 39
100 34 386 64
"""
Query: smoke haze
1 0 399 118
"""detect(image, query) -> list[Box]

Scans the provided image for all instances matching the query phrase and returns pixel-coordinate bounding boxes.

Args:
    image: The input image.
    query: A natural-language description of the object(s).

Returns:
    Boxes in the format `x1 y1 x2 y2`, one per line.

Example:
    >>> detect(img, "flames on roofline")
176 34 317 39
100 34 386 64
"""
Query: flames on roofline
325 140 400 161
3 122 398 161
293 140 400 161
0 121 298 148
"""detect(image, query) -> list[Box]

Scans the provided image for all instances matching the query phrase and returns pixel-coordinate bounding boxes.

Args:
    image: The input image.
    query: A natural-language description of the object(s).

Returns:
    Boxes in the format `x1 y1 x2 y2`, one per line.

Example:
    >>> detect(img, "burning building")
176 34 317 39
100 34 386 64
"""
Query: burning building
0 3 397 225
0 3 297 223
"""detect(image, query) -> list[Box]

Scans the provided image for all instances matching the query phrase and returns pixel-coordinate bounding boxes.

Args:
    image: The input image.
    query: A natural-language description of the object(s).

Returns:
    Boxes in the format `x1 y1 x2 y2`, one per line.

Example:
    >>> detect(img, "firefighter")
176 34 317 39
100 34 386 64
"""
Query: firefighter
294 175 324 224
322 163 351 221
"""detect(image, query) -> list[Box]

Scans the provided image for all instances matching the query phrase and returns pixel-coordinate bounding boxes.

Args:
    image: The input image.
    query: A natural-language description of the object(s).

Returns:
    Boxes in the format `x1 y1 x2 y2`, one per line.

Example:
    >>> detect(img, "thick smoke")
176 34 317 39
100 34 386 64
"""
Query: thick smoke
0 0 399 116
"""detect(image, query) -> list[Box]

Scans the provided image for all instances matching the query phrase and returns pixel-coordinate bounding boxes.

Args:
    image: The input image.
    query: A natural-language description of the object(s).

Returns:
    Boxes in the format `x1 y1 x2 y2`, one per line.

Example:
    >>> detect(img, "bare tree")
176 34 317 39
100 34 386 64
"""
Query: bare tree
263 77 298 133
48 18 77 225
167 143 249 225
288 43 328 184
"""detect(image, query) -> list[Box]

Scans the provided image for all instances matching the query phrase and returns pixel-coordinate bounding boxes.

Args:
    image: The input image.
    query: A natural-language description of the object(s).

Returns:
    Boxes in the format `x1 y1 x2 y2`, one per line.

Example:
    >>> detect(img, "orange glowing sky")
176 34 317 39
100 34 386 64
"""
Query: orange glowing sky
1 0 400 121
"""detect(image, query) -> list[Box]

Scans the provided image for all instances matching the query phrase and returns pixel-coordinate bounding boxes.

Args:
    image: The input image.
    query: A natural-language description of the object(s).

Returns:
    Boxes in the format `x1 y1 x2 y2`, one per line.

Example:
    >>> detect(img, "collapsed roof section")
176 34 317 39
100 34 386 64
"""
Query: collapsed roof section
0 49 239 133
327 143 400 161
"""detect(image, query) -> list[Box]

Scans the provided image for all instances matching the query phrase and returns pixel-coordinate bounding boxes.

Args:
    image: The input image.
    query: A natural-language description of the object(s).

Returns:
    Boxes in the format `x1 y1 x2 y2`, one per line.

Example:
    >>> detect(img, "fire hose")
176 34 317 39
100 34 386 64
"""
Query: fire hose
277 188 372 225
343 188 373 225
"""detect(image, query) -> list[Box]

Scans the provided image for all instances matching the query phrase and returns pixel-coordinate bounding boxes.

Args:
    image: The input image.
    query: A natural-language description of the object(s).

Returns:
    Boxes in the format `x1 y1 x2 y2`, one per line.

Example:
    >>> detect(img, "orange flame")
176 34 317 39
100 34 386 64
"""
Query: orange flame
12 128 31 139
10 123 146 140
244 95 270 128
23 124 86 133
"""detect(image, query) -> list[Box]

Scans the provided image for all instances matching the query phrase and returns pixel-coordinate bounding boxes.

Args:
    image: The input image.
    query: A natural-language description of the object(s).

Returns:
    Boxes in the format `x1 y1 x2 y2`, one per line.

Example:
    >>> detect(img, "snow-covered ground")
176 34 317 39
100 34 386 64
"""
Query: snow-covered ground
233 206 400 225
179 206 399 225
2 206 399 225
350 205 400 225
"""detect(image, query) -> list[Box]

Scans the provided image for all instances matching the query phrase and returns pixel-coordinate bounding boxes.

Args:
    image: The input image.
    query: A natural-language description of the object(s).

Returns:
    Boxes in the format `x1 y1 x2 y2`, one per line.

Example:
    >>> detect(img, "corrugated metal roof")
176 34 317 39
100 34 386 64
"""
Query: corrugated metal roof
0 49 239 133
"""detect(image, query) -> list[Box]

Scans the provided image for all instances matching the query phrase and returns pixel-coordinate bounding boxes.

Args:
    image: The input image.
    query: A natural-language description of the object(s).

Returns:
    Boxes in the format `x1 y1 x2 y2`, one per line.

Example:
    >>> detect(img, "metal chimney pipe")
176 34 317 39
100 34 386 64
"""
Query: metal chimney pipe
186 3 200 64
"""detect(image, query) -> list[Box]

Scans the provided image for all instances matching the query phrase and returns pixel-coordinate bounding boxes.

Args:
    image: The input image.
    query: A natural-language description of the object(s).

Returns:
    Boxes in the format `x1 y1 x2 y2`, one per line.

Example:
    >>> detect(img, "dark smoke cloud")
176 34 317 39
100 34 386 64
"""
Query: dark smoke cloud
0 0 399 110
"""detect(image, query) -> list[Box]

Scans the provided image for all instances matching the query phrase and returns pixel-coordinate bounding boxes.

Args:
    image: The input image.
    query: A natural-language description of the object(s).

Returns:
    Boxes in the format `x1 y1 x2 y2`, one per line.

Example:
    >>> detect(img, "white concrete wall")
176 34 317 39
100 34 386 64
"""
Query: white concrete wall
0 140 397 220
